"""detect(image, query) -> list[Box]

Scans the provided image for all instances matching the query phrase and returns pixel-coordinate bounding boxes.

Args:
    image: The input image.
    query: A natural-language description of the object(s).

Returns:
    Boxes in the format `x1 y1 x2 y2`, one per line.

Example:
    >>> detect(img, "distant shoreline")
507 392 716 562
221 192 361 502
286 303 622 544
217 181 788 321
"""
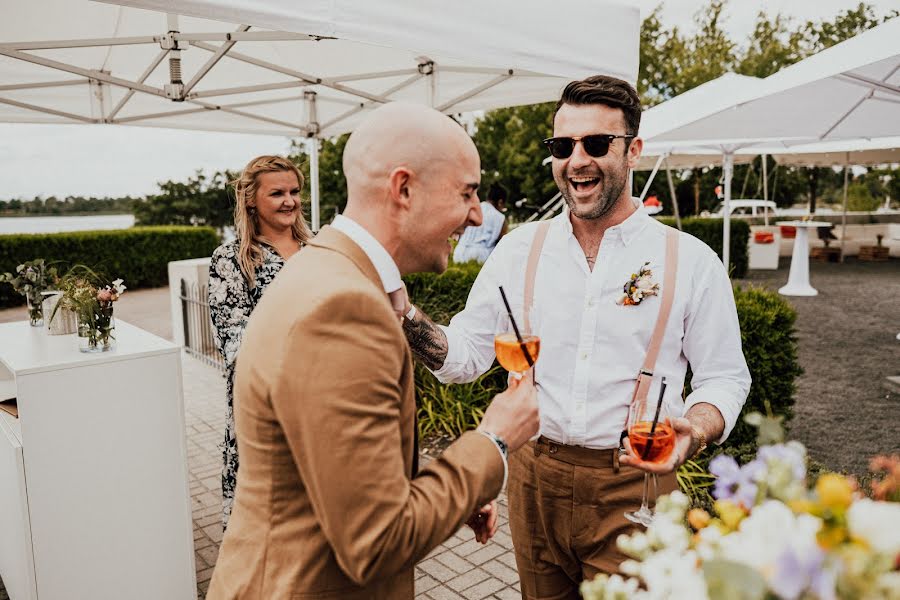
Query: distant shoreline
0 211 133 218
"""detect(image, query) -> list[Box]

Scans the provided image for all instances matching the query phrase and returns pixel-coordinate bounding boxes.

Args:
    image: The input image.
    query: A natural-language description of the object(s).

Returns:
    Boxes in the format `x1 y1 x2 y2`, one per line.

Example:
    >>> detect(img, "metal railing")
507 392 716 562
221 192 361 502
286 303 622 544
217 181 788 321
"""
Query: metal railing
179 278 224 371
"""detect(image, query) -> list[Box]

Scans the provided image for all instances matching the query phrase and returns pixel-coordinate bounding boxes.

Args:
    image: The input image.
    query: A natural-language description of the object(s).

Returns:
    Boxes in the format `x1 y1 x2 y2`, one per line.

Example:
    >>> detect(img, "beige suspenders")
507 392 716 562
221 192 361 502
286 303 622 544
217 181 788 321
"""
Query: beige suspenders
521 220 680 447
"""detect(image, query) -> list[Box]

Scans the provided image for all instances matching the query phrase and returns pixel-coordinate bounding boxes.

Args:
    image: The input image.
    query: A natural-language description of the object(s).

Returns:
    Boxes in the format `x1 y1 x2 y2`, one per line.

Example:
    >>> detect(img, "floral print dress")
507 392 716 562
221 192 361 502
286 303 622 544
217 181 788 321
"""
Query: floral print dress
208 240 292 527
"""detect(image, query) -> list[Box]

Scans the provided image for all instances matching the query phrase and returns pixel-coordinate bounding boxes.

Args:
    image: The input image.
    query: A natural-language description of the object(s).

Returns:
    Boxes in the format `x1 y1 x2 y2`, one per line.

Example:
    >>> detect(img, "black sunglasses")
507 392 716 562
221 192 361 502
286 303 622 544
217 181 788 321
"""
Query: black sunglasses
542 134 635 159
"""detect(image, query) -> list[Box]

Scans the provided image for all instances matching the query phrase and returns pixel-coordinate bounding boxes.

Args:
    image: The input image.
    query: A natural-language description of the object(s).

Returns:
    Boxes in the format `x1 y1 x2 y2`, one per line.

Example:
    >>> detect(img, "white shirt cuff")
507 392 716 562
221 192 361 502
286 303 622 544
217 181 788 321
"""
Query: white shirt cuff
476 431 509 492
684 386 744 444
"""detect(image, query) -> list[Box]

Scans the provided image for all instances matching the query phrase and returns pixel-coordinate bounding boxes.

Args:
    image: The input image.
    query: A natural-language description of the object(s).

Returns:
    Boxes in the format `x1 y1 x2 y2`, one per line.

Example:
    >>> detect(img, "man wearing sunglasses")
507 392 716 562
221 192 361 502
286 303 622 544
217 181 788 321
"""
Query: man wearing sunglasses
398 75 750 599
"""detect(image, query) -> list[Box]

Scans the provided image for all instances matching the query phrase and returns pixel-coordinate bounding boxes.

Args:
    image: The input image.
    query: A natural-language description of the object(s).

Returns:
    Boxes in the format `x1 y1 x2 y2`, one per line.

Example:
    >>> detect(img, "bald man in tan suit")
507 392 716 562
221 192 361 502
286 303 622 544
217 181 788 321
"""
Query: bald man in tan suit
207 103 540 600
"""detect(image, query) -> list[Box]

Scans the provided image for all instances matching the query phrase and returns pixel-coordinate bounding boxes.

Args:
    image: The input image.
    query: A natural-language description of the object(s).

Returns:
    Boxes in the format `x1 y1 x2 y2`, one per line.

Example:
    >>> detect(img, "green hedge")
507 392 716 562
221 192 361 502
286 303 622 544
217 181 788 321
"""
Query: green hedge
407 263 801 452
0 226 219 307
658 217 750 278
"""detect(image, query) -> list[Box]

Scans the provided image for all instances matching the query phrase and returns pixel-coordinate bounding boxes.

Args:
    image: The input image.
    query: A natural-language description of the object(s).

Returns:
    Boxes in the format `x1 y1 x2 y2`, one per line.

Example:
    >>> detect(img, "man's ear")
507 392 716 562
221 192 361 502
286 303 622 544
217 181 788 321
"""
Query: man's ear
388 166 414 210
626 136 643 170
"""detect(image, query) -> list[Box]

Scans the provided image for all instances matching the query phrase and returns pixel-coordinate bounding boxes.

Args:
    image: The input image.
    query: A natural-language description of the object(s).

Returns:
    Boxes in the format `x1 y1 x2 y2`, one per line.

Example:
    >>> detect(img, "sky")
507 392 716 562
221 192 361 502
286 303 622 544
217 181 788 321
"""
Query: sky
1 0 898 200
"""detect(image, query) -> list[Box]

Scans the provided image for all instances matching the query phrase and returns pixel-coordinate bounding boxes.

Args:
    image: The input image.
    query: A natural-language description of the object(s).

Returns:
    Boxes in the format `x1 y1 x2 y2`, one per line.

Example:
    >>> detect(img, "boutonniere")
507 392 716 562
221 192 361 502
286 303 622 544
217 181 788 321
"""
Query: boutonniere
617 262 660 306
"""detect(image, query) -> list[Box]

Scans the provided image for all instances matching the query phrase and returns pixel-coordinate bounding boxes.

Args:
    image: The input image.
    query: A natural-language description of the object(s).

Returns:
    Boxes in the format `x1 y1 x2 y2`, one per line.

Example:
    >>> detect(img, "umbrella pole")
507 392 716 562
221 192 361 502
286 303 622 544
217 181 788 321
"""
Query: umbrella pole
639 154 665 201
722 151 734 274
841 155 849 263
762 154 768 201
664 158 682 230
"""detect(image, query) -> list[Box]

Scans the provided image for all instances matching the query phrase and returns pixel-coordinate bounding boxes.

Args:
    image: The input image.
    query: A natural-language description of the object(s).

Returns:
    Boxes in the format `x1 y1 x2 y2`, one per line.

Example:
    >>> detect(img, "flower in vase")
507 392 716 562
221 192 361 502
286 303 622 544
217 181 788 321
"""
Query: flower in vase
97 288 114 303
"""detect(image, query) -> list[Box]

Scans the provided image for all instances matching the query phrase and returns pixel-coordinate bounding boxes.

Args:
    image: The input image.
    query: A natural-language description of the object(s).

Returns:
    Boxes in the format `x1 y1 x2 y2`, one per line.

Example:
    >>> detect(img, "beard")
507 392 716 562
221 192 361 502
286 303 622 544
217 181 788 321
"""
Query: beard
555 157 629 221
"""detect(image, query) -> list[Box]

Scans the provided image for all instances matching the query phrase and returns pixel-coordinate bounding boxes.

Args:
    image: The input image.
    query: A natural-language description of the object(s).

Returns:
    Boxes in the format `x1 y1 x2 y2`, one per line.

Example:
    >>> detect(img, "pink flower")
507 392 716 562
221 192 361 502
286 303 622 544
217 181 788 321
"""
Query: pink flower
97 288 113 303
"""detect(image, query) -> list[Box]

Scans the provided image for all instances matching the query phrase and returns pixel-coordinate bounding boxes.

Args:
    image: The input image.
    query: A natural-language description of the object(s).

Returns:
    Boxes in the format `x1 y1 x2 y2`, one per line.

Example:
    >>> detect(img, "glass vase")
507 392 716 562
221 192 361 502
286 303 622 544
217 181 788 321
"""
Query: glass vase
26 291 44 327
77 304 116 353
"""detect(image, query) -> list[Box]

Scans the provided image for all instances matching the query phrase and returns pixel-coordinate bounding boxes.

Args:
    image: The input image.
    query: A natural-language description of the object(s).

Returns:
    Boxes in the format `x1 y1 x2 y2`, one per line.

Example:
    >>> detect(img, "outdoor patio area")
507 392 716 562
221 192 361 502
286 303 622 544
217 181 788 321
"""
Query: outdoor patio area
0 256 897 599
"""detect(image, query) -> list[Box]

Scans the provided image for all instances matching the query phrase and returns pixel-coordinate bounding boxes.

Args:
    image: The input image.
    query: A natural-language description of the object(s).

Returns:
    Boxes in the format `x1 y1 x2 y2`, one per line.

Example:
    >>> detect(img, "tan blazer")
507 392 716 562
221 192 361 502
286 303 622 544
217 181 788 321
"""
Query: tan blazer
207 226 504 600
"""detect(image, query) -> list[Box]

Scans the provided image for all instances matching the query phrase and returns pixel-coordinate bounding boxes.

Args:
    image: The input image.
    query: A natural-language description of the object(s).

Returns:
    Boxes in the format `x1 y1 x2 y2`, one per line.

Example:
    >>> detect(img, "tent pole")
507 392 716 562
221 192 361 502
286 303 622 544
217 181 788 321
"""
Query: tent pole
305 90 321 232
841 154 849 263
722 151 734 274
762 153 768 201
663 158 682 230
309 138 320 231
639 154 665 201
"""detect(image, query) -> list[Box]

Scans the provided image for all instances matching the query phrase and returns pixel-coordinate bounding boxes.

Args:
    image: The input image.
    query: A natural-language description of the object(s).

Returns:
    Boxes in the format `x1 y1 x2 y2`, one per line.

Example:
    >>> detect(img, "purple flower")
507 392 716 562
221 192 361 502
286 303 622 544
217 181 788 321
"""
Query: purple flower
770 545 835 600
710 455 762 507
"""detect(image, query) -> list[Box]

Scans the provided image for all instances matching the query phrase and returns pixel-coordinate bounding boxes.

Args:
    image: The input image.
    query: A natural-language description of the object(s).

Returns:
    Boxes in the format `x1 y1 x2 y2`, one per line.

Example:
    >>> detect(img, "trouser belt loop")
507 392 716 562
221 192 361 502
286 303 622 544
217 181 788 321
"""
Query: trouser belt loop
533 440 542 457
612 449 620 473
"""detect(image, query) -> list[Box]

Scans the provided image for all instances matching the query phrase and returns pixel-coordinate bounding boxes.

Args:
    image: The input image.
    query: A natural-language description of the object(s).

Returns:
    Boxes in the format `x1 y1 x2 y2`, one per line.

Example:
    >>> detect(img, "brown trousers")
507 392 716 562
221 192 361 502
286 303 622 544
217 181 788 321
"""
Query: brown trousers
507 436 677 600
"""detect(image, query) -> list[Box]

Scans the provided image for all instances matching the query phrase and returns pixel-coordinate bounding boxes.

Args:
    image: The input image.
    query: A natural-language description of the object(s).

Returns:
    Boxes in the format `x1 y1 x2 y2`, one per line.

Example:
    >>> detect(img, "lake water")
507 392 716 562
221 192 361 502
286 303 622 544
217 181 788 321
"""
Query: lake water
0 214 135 235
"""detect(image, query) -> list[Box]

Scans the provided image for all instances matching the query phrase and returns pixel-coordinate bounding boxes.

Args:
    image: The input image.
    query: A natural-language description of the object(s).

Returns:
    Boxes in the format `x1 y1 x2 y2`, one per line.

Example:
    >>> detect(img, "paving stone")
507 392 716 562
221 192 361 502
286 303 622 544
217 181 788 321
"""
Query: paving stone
460 576 505 599
481 559 520 585
466 544 507 566
415 574 441 594
491 588 523 600
419 557 459 582
445 568 490 592
434 549 476 574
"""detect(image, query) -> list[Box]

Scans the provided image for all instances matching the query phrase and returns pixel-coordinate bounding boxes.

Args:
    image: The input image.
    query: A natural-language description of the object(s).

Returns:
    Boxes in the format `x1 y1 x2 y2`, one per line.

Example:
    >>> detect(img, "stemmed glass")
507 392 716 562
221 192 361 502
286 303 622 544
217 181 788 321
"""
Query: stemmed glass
624 378 674 526
495 287 540 379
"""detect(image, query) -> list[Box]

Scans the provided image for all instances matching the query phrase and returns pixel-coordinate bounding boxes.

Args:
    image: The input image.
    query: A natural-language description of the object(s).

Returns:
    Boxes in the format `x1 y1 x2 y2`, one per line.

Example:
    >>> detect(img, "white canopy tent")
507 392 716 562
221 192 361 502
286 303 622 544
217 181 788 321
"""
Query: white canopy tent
0 0 640 229
639 17 900 270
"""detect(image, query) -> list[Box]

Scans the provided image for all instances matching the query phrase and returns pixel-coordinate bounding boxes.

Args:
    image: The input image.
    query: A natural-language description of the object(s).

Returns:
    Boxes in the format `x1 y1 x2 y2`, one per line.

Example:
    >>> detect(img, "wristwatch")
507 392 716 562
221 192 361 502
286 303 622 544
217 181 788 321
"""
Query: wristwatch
690 425 707 459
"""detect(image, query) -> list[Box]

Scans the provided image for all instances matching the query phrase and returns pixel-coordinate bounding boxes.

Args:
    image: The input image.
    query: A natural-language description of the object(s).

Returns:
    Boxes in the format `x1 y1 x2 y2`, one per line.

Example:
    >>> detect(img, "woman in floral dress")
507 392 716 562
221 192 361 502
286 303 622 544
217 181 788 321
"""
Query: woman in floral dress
208 155 313 527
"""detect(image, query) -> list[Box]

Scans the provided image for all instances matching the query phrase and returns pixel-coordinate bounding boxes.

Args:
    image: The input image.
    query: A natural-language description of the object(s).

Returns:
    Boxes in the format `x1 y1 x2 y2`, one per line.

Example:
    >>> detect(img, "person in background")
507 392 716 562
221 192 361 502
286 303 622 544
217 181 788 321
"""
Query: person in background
207 155 312 528
453 182 509 263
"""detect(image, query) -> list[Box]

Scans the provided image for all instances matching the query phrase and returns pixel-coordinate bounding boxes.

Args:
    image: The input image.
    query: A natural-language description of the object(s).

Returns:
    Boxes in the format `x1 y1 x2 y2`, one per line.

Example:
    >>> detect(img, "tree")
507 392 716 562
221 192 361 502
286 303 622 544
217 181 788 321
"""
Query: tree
472 103 556 219
133 170 235 231
289 134 350 227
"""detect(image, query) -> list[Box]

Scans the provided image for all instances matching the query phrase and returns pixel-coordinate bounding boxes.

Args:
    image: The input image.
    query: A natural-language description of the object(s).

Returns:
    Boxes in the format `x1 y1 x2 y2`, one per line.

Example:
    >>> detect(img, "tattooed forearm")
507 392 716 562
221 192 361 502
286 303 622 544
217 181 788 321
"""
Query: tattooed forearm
402 306 449 370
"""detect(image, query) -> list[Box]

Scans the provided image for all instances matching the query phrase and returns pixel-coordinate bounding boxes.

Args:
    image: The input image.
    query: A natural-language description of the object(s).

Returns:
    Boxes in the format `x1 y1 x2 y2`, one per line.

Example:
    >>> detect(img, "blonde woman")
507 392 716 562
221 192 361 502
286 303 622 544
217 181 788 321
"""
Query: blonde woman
208 155 313 527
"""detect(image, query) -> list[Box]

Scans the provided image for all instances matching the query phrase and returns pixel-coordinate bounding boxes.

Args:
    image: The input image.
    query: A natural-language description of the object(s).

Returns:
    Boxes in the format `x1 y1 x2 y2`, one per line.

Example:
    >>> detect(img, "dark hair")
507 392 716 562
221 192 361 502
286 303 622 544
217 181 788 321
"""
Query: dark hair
487 182 508 206
554 75 642 136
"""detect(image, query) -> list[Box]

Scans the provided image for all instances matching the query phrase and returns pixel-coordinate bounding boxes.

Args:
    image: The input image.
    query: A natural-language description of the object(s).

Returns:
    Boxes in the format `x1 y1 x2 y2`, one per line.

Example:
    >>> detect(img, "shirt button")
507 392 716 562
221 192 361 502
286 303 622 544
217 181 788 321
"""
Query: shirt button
581 353 588 360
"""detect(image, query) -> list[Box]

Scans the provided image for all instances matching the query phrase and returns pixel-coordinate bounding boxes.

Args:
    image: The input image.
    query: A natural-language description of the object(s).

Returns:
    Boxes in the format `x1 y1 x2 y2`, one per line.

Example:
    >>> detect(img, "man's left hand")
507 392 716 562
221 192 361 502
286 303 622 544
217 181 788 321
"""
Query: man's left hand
465 500 499 544
620 416 694 474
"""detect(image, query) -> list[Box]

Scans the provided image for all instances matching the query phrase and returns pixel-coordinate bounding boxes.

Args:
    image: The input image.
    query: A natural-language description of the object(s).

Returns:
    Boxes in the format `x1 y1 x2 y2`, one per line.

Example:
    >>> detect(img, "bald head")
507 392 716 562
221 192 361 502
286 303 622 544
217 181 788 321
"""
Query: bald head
339 102 483 275
343 102 476 207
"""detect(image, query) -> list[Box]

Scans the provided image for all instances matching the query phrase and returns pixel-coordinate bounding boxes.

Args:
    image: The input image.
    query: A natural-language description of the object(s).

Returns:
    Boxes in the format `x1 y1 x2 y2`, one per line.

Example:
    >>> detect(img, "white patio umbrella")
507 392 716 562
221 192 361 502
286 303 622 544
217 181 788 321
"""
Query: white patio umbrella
639 17 900 270
0 0 640 229
761 137 900 260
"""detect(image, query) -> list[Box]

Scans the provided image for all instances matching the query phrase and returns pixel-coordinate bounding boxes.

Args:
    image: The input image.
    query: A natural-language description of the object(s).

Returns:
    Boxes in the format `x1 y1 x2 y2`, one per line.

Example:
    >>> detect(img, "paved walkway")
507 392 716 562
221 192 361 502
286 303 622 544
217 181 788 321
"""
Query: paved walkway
0 288 523 600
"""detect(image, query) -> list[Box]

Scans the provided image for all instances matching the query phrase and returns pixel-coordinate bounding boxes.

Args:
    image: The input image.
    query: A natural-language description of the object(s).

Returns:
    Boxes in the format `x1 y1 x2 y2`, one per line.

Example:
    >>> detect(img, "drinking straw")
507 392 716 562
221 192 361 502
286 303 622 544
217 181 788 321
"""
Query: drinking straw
498 286 534 367
641 377 668 460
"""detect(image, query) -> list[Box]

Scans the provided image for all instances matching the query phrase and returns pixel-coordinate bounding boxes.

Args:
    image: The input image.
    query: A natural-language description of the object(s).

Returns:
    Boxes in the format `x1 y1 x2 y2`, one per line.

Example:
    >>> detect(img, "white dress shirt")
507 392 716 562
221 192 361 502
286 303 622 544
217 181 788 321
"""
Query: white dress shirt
330 215 509 482
433 199 751 449
331 214 403 294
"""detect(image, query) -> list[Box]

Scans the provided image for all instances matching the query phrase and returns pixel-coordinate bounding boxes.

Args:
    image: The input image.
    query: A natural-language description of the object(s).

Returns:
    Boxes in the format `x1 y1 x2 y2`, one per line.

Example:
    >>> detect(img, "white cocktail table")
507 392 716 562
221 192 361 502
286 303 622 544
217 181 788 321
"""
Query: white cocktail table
776 220 831 296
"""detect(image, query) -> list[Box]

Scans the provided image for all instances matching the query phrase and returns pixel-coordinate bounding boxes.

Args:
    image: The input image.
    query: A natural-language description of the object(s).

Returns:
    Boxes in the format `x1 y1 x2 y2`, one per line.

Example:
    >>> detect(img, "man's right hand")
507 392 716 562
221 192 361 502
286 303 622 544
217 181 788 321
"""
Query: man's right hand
477 375 539 453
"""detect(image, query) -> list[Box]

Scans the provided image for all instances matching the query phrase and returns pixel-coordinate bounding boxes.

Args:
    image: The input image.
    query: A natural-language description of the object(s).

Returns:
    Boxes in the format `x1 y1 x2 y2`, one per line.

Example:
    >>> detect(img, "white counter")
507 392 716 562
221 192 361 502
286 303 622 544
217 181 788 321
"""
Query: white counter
0 321 196 600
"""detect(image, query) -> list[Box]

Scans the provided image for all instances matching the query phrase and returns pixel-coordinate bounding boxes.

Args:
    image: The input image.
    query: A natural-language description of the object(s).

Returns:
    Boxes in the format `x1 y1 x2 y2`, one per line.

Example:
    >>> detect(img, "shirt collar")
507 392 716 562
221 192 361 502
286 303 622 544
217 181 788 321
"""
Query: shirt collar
330 214 403 293
560 196 651 246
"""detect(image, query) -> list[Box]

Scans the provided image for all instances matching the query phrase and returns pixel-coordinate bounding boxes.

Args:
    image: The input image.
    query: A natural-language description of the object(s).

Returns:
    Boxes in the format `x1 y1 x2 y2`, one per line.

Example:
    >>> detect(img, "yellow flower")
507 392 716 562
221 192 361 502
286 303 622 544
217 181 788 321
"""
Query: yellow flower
789 498 818 516
714 500 747 531
687 508 712 530
816 473 854 510
817 524 848 549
